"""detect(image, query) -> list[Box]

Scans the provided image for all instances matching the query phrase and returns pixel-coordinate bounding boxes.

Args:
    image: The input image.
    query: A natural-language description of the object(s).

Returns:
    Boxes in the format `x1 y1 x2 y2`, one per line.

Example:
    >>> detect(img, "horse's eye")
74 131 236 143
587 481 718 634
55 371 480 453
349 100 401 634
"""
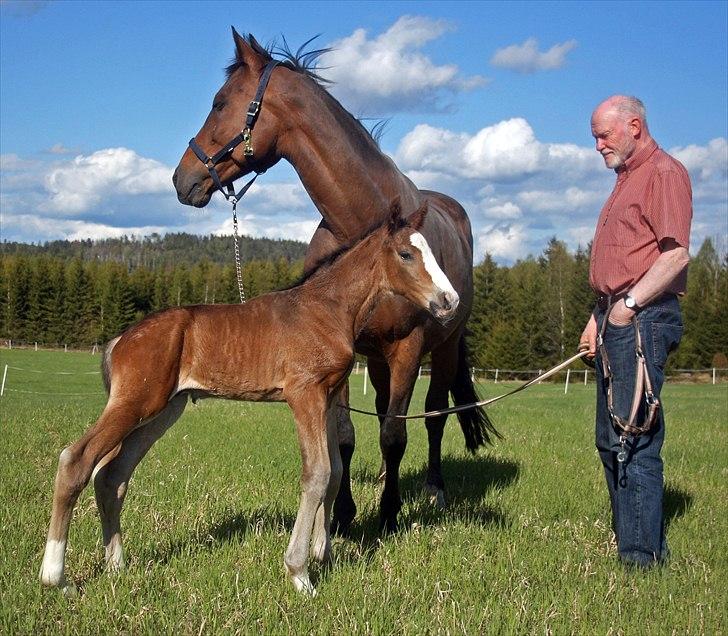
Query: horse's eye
399 250 413 262
213 101 225 112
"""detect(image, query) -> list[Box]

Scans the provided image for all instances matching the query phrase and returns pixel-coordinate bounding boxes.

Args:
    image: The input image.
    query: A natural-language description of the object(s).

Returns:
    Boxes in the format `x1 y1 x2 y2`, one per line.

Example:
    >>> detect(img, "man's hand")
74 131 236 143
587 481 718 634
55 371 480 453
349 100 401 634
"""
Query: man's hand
607 299 636 326
579 313 598 360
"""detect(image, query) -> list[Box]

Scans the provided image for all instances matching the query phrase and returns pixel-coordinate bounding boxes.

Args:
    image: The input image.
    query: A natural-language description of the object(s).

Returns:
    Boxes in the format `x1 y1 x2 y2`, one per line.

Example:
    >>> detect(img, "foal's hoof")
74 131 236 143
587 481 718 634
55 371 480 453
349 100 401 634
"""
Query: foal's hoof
290 574 317 597
424 484 447 509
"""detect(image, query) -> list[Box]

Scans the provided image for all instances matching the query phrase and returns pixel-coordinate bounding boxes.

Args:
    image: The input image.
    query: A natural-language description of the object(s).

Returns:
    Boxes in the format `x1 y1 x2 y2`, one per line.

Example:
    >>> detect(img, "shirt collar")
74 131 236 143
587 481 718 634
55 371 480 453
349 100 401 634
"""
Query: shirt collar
618 139 658 175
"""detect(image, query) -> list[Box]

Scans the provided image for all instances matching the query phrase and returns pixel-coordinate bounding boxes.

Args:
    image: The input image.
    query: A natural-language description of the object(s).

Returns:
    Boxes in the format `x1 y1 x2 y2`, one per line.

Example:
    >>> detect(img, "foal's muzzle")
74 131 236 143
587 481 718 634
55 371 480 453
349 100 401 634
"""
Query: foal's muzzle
430 290 459 324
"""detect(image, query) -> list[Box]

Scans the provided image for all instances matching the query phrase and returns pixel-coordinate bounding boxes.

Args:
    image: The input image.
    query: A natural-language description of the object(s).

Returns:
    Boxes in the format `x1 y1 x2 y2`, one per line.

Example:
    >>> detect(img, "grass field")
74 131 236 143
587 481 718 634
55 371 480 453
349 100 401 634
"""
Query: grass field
1 347 726 635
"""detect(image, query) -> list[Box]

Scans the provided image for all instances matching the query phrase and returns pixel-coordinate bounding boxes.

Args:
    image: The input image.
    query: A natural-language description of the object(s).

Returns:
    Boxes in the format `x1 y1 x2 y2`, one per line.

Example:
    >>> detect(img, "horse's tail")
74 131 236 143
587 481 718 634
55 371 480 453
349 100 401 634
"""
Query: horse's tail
101 336 121 395
450 334 501 452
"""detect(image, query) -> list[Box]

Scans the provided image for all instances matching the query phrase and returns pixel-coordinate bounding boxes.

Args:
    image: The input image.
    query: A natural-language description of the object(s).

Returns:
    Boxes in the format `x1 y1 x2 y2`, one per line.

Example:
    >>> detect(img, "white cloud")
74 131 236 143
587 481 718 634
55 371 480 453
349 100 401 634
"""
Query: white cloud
490 37 578 73
396 118 601 182
44 147 173 213
475 223 528 260
671 138 728 181
321 16 488 115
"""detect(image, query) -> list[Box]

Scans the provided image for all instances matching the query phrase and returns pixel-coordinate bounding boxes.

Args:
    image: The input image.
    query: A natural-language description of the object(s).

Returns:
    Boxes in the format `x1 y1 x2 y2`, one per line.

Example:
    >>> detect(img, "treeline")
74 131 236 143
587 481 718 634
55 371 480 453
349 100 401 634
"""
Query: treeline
1 235 726 370
1 232 307 269
467 238 728 371
0 253 304 347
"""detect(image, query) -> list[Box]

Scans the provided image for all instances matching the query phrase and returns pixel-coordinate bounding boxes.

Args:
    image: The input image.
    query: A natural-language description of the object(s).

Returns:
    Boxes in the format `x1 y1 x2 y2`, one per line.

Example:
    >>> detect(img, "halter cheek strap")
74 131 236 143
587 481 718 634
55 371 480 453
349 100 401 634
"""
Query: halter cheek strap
188 59 281 205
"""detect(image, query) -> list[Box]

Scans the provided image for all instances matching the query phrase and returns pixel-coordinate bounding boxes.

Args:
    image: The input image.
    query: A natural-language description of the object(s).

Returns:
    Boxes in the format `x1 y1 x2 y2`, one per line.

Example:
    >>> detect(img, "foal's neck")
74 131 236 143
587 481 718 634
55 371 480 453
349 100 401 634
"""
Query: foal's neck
300 233 388 338
278 77 420 242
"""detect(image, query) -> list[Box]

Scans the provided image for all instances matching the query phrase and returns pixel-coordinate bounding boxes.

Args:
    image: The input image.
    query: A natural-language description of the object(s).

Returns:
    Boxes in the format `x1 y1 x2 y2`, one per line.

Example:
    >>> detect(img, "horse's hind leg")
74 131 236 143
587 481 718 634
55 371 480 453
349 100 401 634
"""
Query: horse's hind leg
423 333 461 509
331 382 357 536
311 393 343 564
93 394 187 572
40 398 166 591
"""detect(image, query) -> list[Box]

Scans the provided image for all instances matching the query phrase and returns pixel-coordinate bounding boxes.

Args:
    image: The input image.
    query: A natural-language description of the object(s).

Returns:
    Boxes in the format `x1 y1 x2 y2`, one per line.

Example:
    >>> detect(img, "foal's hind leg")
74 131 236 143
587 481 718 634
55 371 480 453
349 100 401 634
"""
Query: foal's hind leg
40 398 166 591
311 394 343 564
93 394 187 572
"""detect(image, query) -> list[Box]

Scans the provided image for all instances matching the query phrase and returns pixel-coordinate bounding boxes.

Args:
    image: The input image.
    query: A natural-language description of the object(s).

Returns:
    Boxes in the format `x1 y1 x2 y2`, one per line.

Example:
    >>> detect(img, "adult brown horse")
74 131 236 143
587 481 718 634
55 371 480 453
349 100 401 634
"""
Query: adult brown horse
173 30 497 533
40 202 459 596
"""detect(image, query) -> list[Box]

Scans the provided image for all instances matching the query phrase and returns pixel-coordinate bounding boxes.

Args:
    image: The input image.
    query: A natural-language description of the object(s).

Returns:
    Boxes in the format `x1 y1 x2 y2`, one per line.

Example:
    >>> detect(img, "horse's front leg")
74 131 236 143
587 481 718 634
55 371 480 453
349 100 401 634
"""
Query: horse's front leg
311 390 344 564
284 388 331 596
378 334 423 533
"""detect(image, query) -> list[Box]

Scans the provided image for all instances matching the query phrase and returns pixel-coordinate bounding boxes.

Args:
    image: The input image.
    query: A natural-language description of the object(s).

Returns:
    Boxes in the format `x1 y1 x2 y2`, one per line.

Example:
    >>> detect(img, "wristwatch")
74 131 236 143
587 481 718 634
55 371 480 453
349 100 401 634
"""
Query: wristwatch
624 294 640 311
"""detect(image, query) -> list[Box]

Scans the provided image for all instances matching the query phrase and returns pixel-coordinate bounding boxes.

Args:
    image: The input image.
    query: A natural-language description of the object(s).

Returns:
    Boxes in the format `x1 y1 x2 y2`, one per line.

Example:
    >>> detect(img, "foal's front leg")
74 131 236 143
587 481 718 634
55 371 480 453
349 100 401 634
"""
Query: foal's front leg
284 389 331 595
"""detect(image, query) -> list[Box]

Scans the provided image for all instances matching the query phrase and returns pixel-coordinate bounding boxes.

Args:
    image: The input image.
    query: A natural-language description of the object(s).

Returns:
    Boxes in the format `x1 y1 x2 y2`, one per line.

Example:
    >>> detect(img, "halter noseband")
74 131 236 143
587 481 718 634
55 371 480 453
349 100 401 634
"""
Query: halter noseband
188 59 281 205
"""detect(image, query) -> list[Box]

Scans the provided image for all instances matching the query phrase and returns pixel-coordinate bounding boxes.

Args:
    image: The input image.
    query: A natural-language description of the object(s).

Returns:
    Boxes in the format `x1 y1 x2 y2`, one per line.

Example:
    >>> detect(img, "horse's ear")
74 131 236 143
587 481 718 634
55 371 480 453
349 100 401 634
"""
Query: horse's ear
387 198 403 235
408 201 429 231
232 27 267 68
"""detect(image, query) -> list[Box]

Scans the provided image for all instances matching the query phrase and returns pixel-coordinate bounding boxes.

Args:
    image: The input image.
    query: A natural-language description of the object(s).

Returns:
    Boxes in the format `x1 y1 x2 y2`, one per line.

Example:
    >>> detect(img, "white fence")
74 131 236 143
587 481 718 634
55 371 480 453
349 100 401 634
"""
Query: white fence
2 343 726 398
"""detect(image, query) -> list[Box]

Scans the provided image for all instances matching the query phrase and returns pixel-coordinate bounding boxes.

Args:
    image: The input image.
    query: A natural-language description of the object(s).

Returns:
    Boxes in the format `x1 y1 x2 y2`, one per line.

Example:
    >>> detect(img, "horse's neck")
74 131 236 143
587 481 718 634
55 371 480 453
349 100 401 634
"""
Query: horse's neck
279 81 420 242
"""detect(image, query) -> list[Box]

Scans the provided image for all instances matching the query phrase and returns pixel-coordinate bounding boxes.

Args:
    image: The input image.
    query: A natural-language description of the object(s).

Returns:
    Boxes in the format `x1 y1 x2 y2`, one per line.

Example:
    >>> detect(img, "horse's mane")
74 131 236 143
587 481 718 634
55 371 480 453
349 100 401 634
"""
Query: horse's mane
226 33 386 146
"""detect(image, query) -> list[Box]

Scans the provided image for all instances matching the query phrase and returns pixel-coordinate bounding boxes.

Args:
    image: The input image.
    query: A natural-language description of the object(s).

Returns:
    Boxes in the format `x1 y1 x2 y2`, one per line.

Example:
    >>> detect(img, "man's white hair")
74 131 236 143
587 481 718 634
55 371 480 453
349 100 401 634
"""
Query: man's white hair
605 95 649 130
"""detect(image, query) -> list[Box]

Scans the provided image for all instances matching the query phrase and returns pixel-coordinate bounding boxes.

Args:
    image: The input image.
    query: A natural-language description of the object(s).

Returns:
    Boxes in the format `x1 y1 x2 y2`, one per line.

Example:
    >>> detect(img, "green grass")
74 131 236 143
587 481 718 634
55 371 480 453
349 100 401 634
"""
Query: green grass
1 348 726 634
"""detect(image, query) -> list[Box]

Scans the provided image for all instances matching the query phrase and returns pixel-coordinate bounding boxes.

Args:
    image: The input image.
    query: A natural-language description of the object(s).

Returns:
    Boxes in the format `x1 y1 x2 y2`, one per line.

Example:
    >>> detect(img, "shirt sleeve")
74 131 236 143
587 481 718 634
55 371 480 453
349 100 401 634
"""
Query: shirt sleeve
649 168 693 248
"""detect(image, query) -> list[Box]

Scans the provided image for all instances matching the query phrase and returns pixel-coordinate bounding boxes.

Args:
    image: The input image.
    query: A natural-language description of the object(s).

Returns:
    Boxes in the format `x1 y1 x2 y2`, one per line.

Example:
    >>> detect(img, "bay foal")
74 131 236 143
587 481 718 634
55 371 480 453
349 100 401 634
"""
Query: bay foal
40 202 458 595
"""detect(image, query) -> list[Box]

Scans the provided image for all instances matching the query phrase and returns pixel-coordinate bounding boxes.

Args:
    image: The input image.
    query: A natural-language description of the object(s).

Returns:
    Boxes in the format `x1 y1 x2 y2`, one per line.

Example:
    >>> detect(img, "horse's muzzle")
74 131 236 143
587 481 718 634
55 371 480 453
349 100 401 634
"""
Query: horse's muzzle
172 165 213 208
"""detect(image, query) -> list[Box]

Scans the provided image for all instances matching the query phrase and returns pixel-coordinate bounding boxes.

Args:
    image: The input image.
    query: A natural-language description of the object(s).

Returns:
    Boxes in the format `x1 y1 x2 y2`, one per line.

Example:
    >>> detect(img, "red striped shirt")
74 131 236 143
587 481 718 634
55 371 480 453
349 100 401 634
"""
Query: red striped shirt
589 139 692 296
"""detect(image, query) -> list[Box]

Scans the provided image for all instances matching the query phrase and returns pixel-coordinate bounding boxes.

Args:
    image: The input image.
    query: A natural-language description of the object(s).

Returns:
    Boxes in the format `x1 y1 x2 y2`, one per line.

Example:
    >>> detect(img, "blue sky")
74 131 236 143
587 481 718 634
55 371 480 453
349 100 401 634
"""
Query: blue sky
1 0 726 263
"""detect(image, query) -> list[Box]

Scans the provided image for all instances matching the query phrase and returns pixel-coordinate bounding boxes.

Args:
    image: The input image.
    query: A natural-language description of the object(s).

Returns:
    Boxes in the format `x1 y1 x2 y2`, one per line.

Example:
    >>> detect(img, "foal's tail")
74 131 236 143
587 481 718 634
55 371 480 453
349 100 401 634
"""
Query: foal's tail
450 334 501 452
101 336 121 395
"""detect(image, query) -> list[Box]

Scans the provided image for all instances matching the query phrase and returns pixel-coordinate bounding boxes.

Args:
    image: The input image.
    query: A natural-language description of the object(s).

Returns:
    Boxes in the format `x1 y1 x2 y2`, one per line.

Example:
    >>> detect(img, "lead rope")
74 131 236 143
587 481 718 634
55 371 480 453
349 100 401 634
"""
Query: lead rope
341 349 590 420
231 201 246 304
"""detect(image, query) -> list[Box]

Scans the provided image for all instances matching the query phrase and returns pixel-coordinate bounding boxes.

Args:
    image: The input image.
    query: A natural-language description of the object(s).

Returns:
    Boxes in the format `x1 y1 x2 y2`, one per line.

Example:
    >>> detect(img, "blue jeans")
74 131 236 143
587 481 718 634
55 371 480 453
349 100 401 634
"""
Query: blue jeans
595 295 683 567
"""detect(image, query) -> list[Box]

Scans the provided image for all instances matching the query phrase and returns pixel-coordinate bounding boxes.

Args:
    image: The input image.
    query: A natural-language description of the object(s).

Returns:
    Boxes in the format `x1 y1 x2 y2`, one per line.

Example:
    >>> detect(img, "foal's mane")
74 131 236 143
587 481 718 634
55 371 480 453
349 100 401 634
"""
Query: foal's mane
225 33 386 146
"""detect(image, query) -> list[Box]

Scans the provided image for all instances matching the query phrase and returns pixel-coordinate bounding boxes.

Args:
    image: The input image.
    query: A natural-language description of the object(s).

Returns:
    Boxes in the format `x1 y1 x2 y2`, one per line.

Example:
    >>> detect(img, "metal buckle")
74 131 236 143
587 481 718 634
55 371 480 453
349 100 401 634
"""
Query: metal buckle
247 100 260 119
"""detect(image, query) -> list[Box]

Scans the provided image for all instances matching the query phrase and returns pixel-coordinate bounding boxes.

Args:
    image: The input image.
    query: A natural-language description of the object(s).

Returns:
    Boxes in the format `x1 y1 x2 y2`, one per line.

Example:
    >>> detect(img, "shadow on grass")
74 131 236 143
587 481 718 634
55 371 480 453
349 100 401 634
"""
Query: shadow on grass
348 453 519 553
149 505 296 566
664 483 693 528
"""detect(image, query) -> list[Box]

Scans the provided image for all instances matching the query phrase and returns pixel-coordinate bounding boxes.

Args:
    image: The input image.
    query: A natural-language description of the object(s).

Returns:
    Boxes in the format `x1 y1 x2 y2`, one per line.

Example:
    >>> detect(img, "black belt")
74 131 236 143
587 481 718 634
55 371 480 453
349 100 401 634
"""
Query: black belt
596 292 675 312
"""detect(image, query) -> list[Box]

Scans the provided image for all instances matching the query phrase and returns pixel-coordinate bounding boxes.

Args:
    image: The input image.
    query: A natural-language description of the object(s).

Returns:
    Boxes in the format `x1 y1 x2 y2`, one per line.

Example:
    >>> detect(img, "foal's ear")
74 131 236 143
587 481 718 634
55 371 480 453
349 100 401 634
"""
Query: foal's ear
232 28 269 68
407 202 429 231
387 198 403 234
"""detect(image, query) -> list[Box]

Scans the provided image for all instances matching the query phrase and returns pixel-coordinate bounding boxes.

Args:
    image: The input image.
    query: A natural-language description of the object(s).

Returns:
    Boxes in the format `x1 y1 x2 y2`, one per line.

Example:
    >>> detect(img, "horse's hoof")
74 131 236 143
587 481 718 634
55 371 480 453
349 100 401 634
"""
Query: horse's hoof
424 484 447 509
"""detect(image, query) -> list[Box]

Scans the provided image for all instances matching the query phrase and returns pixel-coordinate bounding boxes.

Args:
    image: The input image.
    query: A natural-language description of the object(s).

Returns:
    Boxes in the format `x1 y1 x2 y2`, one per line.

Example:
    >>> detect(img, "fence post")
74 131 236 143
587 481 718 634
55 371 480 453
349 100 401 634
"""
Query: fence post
355 361 359 375
584 369 588 385
64 344 68 353
363 365 368 396
713 368 716 385
418 366 422 380
35 342 38 351
495 369 499 383
1 364 7 397
564 368 571 394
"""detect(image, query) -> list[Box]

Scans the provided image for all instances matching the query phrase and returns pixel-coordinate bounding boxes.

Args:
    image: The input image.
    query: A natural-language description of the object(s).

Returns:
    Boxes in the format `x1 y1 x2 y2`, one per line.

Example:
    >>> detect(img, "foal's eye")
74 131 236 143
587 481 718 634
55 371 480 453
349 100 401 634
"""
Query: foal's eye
213 101 226 112
399 250 414 262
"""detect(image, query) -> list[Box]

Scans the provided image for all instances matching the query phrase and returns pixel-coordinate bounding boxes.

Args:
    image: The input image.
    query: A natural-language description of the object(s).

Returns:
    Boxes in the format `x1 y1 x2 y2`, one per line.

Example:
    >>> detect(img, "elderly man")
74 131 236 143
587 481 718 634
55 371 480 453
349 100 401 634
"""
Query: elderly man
580 95 692 568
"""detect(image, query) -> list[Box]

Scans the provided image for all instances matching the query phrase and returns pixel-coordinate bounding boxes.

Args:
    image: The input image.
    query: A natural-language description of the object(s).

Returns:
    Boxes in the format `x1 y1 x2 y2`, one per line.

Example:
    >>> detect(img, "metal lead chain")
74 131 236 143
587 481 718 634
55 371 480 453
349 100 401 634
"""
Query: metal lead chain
617 434 628 463
231 202 246 304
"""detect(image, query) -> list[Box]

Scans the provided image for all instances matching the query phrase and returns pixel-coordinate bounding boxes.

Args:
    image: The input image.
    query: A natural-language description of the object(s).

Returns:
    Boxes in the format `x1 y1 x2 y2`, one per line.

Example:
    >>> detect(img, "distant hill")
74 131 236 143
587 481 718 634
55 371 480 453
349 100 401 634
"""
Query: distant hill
1 232 308 269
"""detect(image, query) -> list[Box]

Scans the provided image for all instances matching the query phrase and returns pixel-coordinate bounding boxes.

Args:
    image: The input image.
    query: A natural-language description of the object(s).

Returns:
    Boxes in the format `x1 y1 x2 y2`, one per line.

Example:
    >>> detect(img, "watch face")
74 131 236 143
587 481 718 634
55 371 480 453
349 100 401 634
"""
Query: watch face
625 296 636 308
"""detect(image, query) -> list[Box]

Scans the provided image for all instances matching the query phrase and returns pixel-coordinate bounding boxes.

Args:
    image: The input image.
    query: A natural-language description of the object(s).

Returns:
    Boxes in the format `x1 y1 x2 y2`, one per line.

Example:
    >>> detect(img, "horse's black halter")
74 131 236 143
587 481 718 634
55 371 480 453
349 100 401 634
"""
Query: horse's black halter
188 59 281 205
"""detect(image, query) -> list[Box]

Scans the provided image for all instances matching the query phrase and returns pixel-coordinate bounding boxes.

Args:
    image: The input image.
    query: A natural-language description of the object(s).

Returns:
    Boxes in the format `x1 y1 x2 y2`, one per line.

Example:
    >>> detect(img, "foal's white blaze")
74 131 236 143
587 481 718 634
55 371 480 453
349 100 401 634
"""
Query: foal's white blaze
409 232 458 299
